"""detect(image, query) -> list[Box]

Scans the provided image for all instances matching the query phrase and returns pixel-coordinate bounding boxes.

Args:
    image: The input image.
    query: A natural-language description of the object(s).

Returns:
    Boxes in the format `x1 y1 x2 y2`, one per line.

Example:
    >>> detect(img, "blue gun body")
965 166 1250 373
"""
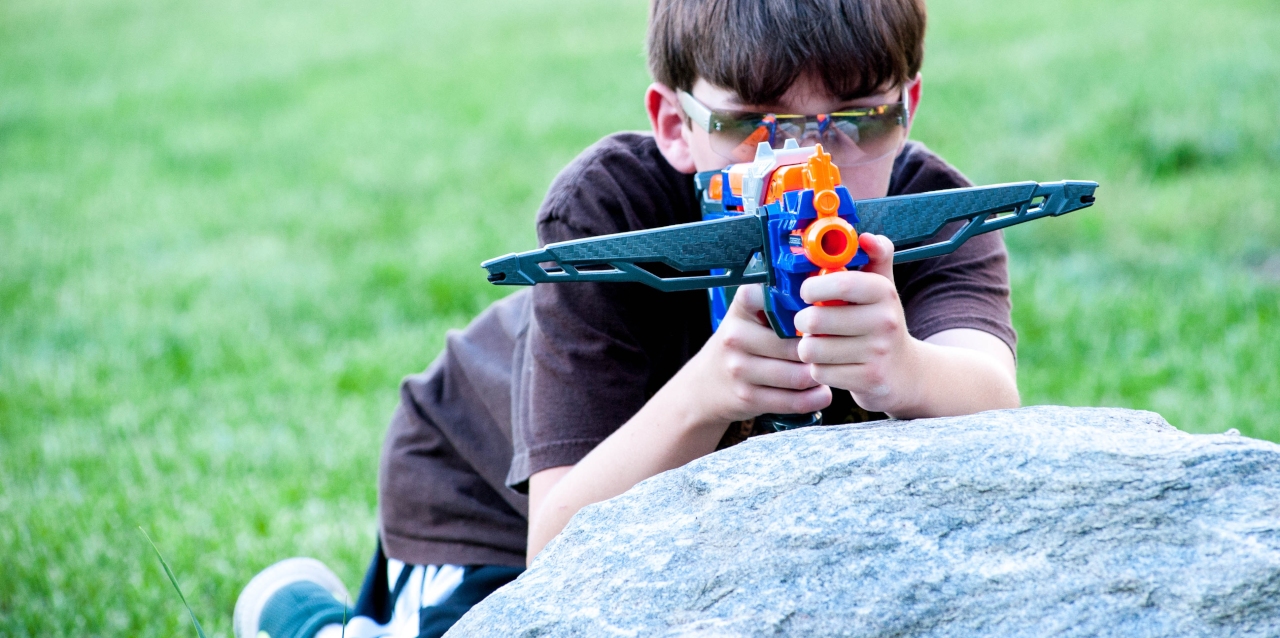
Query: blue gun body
697 161 867 337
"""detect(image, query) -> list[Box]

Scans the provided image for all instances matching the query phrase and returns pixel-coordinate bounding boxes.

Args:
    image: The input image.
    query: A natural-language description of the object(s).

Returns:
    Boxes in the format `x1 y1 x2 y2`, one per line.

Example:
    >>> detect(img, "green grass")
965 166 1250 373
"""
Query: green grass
0 0 1276 634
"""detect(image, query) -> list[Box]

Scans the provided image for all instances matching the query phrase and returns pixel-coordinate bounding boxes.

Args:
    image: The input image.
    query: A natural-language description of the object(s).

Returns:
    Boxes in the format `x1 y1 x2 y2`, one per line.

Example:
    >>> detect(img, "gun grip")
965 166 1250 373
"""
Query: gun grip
758 412 823 431
763 286 801 338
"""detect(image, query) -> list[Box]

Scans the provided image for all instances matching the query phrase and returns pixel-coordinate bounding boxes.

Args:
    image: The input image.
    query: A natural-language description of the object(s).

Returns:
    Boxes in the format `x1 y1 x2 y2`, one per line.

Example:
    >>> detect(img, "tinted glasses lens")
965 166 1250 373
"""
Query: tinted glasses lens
706 103 907 167
822 104 908 167
708 114 776 163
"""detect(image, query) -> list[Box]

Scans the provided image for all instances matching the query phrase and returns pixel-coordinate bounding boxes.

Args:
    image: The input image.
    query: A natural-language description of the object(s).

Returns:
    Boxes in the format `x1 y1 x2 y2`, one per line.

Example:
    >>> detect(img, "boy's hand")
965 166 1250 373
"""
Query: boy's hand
682 283 832 426
793 233 922 415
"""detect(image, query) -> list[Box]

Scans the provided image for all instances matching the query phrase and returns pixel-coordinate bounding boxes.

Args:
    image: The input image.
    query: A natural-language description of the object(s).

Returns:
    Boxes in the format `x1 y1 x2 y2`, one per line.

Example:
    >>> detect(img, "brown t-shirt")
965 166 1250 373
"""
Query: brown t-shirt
378 133 1015 568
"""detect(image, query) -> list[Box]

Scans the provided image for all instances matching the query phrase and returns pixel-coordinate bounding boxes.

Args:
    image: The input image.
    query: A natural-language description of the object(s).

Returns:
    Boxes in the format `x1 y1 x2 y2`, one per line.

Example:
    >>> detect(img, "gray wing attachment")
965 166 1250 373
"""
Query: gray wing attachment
481 213 768 292
855 180 1099 263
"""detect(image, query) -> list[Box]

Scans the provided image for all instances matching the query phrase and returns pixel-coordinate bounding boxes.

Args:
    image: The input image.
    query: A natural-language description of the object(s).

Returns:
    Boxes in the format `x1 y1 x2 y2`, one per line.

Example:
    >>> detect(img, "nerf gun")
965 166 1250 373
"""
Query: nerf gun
483 140 1099 339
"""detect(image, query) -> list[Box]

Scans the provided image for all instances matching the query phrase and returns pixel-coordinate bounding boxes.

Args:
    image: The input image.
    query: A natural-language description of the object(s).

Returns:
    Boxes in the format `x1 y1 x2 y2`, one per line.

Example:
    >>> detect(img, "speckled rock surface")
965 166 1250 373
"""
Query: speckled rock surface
449 406 1280 637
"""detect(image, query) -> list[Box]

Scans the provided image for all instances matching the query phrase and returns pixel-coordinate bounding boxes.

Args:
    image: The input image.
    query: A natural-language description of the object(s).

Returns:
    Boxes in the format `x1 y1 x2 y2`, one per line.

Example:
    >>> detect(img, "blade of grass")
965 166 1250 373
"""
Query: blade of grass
139 527 209 638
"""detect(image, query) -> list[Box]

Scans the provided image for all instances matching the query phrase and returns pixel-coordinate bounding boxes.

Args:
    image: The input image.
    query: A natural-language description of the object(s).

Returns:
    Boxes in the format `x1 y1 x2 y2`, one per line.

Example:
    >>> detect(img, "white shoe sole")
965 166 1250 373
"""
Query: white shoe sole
233 557 351 638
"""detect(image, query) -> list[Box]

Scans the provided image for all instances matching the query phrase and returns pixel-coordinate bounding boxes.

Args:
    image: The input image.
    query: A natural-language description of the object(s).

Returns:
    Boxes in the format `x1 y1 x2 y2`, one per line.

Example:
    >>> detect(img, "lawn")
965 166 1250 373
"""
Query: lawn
1 0 1276 634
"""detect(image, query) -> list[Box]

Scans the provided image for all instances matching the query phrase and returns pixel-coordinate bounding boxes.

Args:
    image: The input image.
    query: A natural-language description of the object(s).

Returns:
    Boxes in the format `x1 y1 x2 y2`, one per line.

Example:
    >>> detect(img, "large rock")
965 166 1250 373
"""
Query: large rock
450 407 1280 637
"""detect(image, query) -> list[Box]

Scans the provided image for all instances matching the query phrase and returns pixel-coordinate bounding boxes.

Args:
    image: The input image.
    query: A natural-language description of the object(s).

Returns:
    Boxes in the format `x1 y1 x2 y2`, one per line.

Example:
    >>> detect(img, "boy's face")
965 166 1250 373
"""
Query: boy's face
647 73 921 201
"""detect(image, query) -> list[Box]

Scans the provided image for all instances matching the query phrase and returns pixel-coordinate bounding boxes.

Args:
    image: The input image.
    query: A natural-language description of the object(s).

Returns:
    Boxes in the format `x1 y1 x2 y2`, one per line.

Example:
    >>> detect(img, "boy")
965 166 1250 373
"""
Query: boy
234 0 1019 636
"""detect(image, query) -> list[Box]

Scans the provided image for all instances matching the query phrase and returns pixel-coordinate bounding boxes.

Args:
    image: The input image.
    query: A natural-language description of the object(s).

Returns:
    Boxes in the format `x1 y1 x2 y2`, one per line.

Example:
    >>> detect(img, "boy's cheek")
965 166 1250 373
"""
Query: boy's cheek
684 127 733 173
839 153 897 200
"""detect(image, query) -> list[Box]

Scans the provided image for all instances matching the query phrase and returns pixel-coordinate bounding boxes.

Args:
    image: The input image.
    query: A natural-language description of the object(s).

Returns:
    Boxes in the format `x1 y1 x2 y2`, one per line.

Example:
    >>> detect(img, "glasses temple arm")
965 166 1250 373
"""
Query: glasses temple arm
676 90 713 132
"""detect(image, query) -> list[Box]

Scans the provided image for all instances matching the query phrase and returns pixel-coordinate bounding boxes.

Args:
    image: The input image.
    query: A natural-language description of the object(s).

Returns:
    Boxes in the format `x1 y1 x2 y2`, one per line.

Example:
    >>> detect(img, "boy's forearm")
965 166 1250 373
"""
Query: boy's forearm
526 378 726 562
527 327 1017 562
526 286 831 563
880 329 1019 420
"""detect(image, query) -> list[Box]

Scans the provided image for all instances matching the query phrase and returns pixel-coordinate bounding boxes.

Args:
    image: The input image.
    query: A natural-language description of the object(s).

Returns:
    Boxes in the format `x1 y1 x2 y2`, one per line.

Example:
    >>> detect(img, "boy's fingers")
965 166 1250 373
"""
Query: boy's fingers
796 333 885 365
728 283 769 326
798 270 895 306
858 233 896 281
746 384 833 416
721 284 805 361
718 318 802 361
807 363 892 400
793 303 888 339
728 355 821 391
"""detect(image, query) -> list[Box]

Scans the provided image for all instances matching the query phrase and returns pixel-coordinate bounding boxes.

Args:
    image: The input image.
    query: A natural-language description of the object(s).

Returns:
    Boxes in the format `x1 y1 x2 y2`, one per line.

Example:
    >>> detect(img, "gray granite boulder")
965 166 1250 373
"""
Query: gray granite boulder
449 406 1280 637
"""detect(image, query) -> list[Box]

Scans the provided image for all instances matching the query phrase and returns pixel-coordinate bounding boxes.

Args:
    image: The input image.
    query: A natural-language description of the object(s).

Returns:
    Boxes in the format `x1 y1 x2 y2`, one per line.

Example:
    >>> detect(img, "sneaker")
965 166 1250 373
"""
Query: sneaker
234 557 352 638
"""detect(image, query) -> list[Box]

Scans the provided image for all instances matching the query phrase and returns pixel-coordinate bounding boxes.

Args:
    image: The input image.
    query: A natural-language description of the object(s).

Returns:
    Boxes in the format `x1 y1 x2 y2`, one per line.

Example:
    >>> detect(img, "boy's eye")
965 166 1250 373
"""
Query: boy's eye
714 115 767 134
702 103 908 168
721 113 766 127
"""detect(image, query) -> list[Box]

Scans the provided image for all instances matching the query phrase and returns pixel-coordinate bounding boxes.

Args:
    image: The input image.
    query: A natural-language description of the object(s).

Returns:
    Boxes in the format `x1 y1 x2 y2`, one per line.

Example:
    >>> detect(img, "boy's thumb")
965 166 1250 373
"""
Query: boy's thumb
858 233 896 281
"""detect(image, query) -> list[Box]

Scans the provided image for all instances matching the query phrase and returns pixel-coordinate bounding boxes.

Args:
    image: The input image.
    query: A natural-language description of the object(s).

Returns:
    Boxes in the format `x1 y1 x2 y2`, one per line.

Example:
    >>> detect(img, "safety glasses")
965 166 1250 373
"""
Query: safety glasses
677 88 910 167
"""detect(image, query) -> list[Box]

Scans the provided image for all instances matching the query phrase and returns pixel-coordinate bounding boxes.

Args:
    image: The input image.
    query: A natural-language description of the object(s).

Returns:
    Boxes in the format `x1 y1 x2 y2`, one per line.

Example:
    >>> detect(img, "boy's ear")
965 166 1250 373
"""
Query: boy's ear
646 83 698 174
906 74 923 131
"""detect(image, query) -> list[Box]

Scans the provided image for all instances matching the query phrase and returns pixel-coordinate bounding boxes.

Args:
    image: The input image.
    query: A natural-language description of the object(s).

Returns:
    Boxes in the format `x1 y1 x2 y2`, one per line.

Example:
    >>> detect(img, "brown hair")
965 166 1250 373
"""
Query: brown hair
647 0 926 105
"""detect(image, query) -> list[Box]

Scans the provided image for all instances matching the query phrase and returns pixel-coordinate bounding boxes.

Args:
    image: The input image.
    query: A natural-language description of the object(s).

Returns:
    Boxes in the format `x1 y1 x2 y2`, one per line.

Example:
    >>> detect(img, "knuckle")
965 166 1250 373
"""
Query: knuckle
737 284 763 310
725 356 747 380
802 312 824 335
719 328 743 351
788 366 814 390
871 340 891 358
837 278 858 301
859 367 886 390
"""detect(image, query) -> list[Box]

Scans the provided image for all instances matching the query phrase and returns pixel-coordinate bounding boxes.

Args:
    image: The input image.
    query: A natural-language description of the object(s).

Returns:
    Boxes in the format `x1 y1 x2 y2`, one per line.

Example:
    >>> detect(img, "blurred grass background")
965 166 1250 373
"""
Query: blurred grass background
1 0 1276 634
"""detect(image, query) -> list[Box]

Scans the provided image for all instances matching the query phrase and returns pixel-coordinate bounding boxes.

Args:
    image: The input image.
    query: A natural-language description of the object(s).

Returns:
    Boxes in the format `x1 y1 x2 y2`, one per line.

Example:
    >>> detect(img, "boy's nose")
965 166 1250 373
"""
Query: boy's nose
796 119 830 146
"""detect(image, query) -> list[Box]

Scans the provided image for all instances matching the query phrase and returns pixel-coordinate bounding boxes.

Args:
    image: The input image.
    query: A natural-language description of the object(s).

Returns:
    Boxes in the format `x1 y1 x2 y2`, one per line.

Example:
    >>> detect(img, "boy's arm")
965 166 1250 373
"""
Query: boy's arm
794 232 1019 418
526 234 1018 563
526 284 831 563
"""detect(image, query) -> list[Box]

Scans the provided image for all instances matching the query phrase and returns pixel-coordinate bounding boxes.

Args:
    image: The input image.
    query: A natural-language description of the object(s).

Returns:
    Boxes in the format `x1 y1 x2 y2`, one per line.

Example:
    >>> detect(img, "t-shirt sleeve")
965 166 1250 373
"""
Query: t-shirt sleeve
895 230 1016 355
519 229 656 477
508 133 707 491
888 142 1017 356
